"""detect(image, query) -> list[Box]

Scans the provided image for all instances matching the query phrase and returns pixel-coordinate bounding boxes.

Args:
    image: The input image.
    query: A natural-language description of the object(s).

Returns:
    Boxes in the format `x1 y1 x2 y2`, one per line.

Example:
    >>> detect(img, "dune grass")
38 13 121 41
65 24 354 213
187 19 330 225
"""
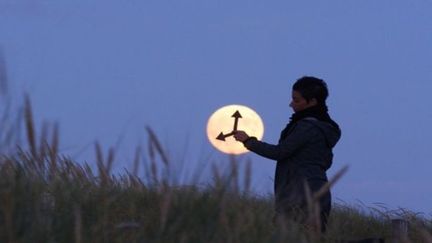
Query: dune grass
0 98 431 243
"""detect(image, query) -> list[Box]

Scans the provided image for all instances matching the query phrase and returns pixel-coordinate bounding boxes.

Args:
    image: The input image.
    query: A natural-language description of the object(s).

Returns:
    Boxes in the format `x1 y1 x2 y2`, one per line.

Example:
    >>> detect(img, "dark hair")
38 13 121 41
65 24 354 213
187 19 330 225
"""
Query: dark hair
292 76 329 105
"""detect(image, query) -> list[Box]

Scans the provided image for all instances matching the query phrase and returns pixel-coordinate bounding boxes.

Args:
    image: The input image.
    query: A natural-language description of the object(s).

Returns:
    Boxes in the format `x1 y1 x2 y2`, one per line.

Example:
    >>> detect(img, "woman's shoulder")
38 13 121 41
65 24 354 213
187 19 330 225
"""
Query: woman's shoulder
297 117 342 147
296 117 319 127
292 118 321 134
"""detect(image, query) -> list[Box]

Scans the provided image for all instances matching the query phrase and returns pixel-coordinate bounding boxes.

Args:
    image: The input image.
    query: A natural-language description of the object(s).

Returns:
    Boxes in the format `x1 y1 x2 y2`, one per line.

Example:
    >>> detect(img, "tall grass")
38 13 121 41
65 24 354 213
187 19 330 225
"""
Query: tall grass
0 98 431 243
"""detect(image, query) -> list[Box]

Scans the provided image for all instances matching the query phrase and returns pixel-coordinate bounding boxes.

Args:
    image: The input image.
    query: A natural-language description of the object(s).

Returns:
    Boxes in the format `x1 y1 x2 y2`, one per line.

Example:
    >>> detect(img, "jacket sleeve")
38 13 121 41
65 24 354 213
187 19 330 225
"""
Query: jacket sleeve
243 121 315 161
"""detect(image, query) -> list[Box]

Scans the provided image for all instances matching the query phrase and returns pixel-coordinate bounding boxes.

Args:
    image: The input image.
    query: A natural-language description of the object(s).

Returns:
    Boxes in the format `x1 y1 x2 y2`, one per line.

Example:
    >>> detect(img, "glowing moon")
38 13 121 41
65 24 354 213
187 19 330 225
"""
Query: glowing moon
206 104 264 155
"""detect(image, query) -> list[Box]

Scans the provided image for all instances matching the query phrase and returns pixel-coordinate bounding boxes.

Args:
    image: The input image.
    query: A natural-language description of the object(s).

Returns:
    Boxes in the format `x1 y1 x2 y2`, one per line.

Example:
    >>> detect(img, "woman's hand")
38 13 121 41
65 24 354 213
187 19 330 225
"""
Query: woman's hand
234 130 250 142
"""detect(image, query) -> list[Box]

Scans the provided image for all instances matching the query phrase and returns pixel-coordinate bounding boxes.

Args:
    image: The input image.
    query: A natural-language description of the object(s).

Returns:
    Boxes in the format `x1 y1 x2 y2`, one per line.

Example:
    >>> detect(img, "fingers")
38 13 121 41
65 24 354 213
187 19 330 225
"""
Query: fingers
233 131 240 141
233 131 248 142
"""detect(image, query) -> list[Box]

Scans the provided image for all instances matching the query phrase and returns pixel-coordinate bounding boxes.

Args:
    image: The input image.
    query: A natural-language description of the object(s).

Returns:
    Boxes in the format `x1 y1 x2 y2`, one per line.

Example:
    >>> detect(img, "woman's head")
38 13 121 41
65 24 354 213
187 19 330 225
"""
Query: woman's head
290 76 329 112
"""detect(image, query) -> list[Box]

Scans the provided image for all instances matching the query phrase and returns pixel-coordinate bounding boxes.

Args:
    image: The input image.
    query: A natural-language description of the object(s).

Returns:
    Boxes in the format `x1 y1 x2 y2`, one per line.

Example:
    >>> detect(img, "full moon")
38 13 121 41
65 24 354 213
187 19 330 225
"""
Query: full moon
206 104 264 155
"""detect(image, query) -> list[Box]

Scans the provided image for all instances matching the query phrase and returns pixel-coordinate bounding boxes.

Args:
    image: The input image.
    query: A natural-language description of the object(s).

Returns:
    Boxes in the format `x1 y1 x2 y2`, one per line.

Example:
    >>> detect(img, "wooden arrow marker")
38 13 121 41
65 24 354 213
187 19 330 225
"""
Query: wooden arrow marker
216 110 242 141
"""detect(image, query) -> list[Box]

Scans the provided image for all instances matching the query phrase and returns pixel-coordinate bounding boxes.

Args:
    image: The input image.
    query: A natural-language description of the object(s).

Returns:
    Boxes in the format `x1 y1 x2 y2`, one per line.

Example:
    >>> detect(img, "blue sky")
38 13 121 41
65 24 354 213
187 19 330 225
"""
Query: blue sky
1 0 432 214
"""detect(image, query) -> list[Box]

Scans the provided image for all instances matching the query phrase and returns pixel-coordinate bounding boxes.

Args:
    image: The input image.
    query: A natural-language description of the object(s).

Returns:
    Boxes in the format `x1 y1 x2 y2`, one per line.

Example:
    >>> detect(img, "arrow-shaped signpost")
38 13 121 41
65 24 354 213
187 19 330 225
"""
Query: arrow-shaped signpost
232 110 241 131
216 110 242 141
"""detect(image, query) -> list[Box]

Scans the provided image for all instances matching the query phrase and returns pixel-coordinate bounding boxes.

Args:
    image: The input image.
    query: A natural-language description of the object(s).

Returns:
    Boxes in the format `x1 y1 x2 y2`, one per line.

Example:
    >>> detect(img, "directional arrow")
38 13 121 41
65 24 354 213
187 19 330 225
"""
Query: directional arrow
232 110 242 131
216 131 235 141
215 110 243 141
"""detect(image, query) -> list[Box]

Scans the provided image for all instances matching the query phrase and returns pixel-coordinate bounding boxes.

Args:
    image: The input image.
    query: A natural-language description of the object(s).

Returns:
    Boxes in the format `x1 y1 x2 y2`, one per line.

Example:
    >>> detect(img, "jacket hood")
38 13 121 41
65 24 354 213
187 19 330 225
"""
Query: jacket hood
306 118 341 148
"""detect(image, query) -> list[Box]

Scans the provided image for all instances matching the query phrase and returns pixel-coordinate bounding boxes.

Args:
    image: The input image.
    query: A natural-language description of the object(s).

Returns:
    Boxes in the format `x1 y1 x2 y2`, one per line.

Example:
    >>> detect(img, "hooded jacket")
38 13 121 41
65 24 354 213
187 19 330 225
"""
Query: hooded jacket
244 116 341 208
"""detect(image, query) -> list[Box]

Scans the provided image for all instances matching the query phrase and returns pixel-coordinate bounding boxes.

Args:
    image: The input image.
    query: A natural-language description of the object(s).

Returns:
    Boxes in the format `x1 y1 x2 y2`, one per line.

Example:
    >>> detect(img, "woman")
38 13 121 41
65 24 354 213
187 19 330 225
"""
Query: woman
234 76 341 232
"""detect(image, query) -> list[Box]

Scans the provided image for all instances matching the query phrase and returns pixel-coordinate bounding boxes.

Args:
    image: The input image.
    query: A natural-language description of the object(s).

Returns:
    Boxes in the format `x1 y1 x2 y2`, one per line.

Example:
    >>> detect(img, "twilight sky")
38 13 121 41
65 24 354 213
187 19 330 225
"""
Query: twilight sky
1 0 432 214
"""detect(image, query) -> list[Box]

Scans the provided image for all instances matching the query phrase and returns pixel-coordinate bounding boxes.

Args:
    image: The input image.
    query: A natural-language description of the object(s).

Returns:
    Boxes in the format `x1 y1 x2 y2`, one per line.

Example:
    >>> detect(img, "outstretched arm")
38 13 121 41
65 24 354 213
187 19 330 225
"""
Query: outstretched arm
234 122 315 161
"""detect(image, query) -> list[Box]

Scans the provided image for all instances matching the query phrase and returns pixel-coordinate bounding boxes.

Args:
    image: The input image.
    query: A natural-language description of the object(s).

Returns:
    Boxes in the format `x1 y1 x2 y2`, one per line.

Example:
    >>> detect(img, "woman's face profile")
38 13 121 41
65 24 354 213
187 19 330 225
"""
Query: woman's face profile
290 90 317 113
